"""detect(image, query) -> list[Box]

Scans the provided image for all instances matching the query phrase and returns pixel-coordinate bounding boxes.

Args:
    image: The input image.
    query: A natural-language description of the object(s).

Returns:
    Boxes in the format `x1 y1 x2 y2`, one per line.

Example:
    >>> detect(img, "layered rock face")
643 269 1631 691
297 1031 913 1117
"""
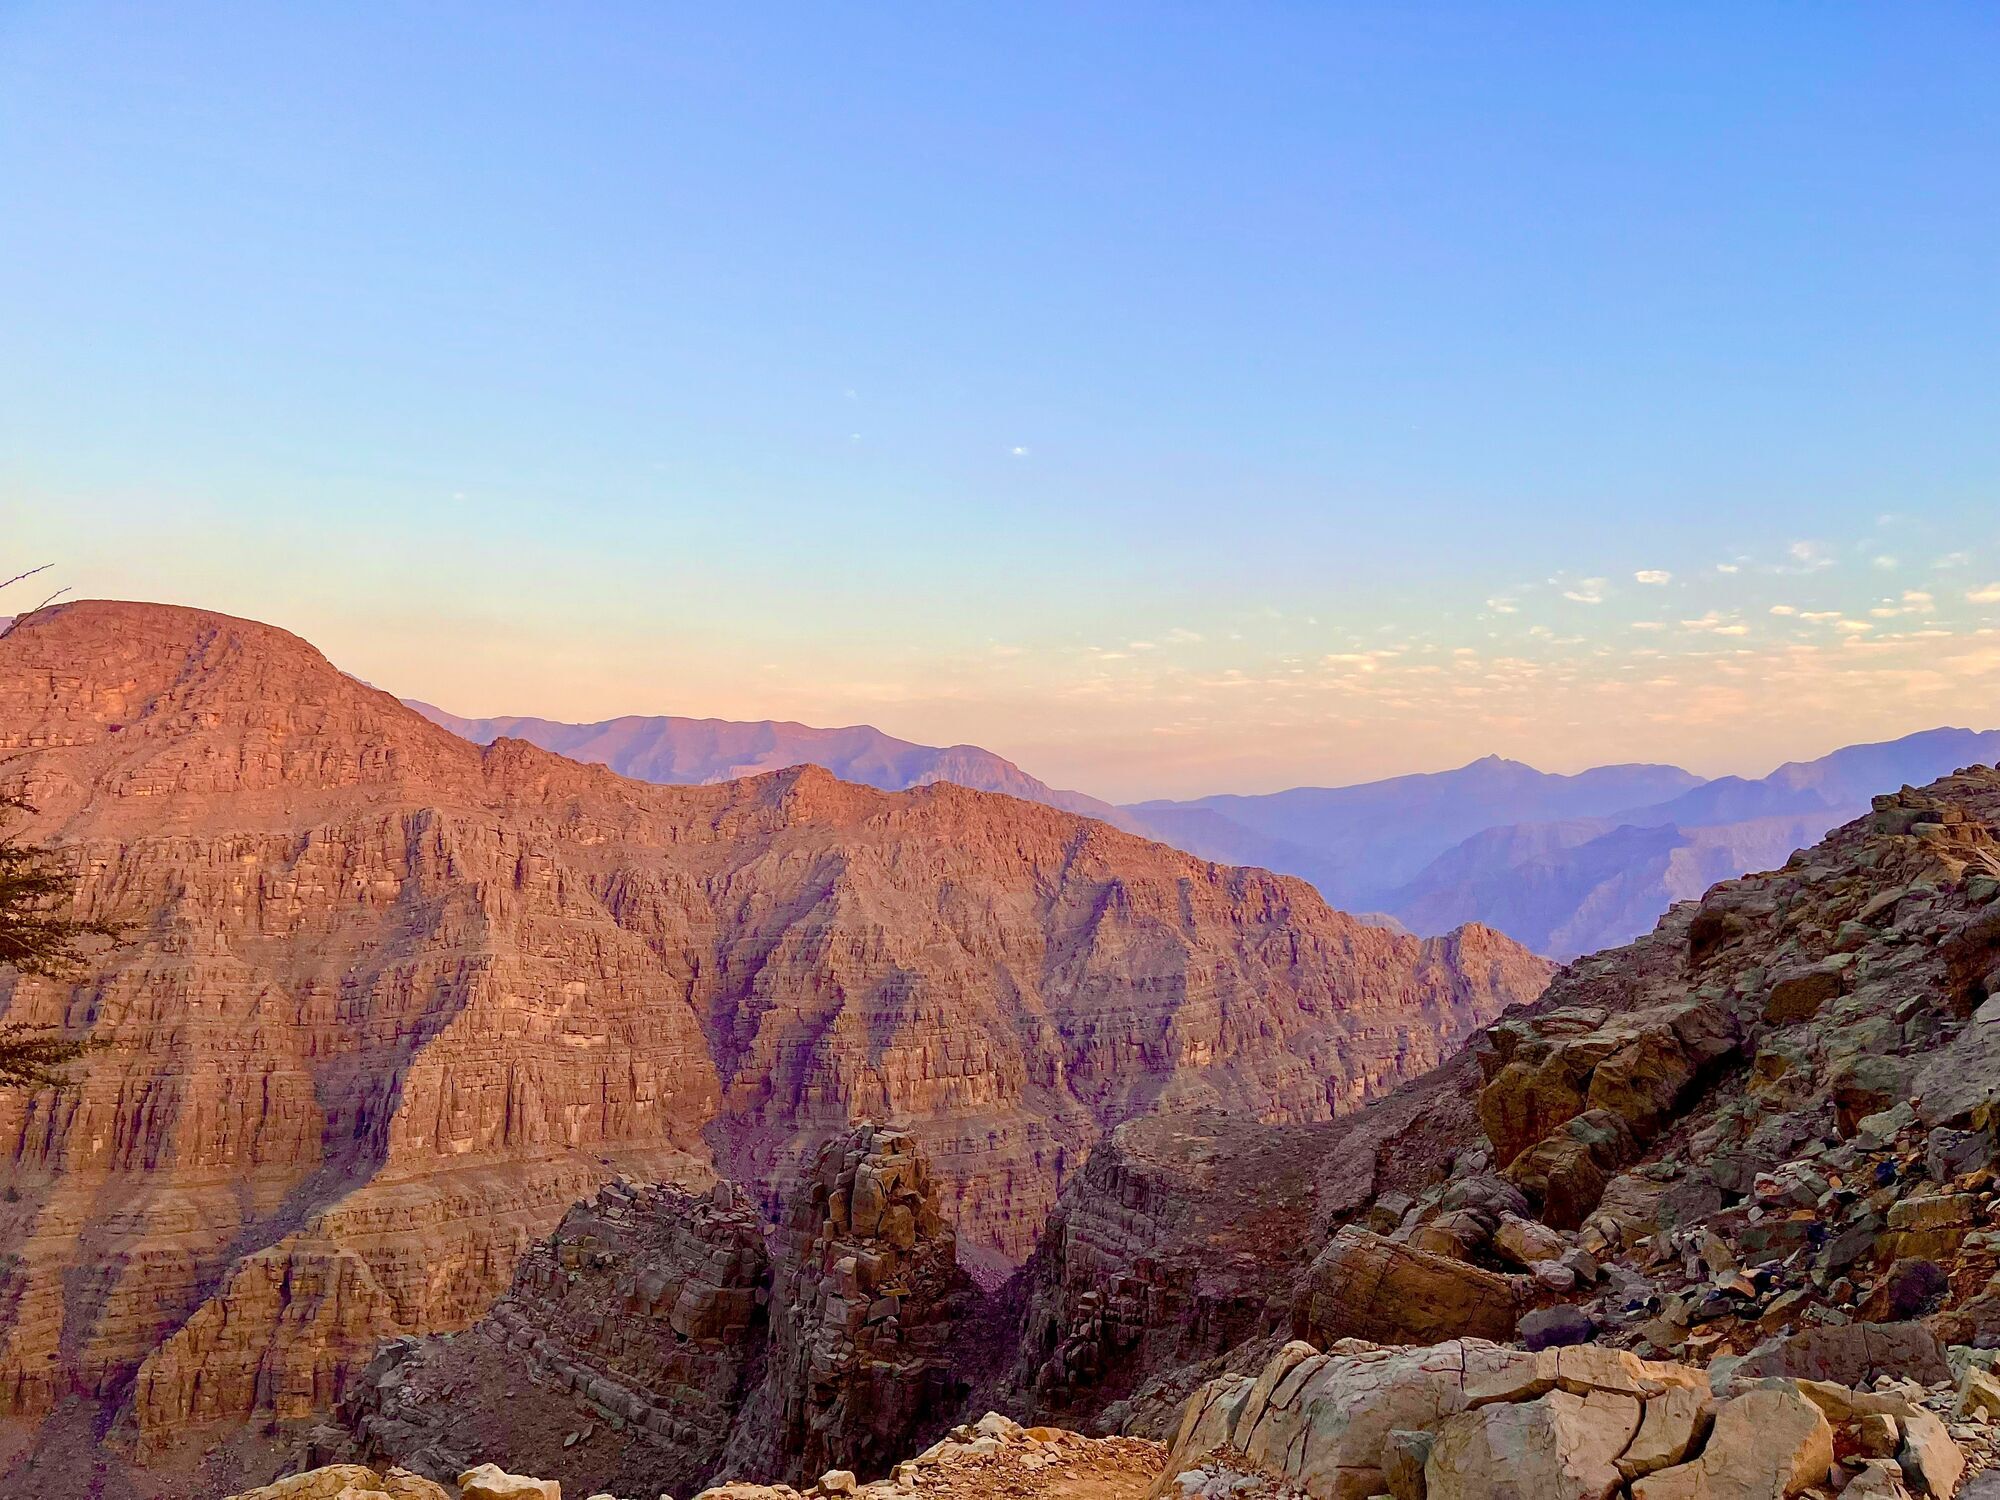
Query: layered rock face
344 1179 770 1498
0 601 1551 1444
726 1125 983 1483
343 1127 993 1496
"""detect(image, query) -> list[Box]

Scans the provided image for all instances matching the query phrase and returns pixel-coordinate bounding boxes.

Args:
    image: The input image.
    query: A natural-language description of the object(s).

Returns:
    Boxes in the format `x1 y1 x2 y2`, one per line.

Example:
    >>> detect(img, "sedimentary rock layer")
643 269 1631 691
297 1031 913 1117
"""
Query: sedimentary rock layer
0 601 1550 1438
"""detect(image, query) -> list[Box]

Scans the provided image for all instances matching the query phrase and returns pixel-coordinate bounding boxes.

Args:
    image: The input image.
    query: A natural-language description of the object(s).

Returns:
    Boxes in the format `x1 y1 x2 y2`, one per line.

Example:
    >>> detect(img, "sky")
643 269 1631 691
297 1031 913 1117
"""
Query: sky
3 4 1998 802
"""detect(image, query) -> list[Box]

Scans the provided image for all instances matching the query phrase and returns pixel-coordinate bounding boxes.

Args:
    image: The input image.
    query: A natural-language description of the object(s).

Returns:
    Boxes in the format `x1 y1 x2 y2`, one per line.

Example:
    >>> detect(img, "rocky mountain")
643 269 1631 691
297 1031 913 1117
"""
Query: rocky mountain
229 760 2000 1500
1125 757 1708 908
0 600 1549 1484
411 700 2000 963
1378 730 2000 957
407 703 1136 832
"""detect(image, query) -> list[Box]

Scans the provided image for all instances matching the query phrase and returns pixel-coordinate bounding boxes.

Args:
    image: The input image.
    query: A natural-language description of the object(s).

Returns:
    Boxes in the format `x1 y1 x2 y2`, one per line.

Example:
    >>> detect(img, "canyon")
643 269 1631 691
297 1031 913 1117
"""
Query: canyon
0 600 1550 1483
233 754 2000 1500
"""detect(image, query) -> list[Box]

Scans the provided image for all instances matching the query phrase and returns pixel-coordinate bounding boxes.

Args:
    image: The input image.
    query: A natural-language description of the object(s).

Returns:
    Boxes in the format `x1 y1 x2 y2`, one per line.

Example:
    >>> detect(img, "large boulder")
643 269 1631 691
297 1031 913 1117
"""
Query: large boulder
1292 1229 1523 1347
1162 1338 1543 1500
1728 1322 1952 1389
457 1467 561 1500
1425 1388 1642 1500
226 1470 451 1500
1630 1384 1833 1500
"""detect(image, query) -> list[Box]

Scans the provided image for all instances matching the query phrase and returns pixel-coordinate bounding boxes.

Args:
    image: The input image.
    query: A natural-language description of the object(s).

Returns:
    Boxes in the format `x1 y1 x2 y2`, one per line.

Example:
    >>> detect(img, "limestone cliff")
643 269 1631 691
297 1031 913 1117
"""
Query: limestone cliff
0 600 1552 1444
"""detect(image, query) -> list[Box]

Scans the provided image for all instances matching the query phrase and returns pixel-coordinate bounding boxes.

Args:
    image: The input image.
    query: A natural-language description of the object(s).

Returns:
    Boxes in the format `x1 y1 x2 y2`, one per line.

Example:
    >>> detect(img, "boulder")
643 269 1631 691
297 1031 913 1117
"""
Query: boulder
1162 1338 1545 1500
1505 1111 1639 1229
1898 1409 1965 1498
1493 1214 1567 1269
1425 1388 1641 1500
1520 1305 1595 1351
1630 1384 1833 1500
1293 1229 1522 1347
1729 1322 1952 1388
457 1466 562 1500
1616 1388 1712 1483
226 1469 453 1500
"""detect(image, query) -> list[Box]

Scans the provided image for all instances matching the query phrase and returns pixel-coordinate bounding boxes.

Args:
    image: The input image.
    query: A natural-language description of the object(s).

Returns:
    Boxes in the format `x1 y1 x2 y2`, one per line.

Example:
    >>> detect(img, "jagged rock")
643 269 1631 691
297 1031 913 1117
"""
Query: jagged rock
342 1180 770 1500
1616 1387 1713 1482
1629 1384 1833 1500
225 1469 451 1500
1897 1409 1966 1497
1955 1369 2000 1422
1292 1228 1522 1346
1730 1323 1953 1388
457 1466 562 1500
723 1125 980 1484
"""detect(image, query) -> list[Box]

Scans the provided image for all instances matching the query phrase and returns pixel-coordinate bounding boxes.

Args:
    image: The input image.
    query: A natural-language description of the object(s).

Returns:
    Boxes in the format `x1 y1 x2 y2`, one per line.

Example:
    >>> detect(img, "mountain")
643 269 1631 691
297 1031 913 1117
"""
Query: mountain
411 702 2000 962
408 701 1138 831
1379 728 2000 956
248 760 2000 1500
0 600 1551 1468
1123 756 1707 908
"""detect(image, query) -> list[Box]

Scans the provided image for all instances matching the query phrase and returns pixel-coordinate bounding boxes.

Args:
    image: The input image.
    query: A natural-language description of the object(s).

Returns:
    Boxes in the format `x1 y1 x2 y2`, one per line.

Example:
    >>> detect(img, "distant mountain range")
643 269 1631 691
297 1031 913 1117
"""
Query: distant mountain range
410 700 2000 960
407 702 1137 828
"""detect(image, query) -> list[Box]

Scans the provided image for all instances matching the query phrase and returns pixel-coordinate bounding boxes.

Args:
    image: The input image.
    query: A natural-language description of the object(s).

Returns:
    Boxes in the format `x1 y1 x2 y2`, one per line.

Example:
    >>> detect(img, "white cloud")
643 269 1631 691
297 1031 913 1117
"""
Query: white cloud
1009 445 1030 457
1835 619 1874 634
1970 583 2000 605
1769 604 1797 616
1634 570 1672 585
1164 627 1204 644
1902 590 1936 614
1562 577 1610 604
1873 555 1899 570
1485 597 1519 614
1716 563 1741 574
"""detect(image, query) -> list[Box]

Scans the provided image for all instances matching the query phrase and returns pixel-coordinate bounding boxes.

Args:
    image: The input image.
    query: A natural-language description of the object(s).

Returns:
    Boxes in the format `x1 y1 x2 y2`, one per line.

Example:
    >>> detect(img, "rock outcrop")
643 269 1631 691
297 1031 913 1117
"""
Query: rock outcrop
728 1125 983 1483
0 600 1552 1447
1157 1336 1997 1500
343 1178 770 1498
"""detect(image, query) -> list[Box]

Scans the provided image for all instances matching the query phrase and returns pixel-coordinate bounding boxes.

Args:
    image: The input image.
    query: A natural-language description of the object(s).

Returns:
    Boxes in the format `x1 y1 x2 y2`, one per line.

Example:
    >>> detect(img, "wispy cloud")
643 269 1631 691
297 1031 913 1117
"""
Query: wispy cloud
1562 577 1610 604
1634 569 1672 585
1971 582 2000 605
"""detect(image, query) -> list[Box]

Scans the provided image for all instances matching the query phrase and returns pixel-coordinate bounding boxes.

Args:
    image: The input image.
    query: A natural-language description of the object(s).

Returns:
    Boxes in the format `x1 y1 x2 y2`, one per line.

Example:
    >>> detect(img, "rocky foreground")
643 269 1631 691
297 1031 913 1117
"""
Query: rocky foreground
236 1336 2000 1500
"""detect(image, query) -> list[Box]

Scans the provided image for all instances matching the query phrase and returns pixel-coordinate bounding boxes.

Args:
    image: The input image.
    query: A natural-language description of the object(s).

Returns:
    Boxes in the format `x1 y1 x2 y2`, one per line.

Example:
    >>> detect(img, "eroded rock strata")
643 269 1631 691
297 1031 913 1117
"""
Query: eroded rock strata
0 600 1549 1449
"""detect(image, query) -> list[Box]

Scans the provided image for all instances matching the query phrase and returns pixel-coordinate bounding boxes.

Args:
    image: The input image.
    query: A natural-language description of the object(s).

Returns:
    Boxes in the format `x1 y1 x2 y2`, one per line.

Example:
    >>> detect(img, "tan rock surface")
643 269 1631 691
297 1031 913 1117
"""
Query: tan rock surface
0 601 1552 1438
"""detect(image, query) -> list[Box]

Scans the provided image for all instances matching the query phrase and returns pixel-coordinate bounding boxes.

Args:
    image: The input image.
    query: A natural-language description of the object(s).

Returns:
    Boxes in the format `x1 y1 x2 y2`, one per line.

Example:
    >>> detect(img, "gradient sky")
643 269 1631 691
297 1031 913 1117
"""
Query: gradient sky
4 4 1998 801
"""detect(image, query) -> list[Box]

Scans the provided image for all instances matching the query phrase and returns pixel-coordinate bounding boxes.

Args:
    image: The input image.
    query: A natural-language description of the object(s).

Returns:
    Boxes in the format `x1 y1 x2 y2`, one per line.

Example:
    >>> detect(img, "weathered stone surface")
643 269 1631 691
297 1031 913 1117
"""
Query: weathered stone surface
1730 1323 1953 1389
1292 1229 1522 1347
1616 1387 1712 1483
1898 1409 1965 1498
342 1179 770 1500
225 1468 450 1500
724 1125 980 1485
1630 1384 1833 1500
1425 1387 1641 1500
456 1466 561 1500
1159 1338 1544 1500
0 601 1551 1438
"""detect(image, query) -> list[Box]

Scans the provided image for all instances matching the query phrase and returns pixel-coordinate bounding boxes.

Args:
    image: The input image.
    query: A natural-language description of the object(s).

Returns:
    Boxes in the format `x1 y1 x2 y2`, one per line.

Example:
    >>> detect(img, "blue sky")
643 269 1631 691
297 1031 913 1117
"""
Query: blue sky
4 3 1998 798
